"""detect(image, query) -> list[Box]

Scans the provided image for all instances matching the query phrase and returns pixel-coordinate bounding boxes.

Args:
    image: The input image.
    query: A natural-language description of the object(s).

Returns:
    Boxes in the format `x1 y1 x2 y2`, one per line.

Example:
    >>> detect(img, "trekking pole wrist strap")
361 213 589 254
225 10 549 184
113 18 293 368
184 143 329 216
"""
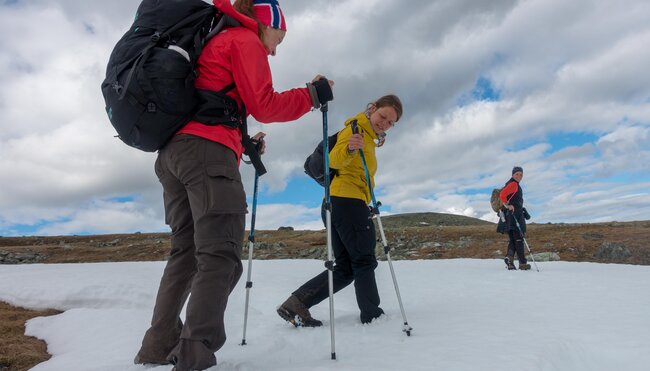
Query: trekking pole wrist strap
306 82 321 109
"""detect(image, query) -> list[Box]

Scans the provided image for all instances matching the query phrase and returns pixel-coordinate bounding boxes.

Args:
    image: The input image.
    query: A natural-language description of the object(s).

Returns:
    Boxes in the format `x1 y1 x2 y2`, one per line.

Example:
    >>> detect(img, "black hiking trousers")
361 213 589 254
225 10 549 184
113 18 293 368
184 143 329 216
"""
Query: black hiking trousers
507 229 527 264
292 196 383 323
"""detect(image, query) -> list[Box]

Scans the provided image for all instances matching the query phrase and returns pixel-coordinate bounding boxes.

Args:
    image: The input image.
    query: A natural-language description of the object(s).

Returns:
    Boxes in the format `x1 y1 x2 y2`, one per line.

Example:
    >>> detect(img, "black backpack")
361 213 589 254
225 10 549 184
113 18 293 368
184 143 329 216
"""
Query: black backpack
101 0 229 152
304 133 339 187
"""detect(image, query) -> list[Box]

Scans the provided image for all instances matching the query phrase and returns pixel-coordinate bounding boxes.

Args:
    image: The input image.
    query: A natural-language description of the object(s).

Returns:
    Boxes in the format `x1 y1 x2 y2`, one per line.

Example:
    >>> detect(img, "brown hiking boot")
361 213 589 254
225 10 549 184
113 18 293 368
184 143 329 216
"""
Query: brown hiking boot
519 263 531 270
134 353 171 365
277 295 323 327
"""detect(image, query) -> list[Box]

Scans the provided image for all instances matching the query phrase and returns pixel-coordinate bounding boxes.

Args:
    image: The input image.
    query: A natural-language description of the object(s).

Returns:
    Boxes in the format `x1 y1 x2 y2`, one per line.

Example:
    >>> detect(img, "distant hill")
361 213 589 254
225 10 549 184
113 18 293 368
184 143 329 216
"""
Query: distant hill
0 216 648 265
379 212 493 228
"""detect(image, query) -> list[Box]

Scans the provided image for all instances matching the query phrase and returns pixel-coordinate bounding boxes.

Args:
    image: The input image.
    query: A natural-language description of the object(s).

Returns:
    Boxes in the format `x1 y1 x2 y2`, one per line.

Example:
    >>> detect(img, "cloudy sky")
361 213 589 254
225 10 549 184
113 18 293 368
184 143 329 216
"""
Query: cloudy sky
1 0 649 236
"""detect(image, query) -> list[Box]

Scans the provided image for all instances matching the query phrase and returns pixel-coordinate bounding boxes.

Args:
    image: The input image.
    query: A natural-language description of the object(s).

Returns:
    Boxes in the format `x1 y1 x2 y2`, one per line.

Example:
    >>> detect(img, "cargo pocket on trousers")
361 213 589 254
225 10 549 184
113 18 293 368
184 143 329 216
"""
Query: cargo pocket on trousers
352 221 377 256
205 164 247 214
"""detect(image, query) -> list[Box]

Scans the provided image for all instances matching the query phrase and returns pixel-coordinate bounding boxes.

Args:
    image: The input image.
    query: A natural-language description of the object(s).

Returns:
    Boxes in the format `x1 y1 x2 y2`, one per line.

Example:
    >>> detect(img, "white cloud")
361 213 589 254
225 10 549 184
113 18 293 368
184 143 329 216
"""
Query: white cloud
1 0 649 235
34 198 165 236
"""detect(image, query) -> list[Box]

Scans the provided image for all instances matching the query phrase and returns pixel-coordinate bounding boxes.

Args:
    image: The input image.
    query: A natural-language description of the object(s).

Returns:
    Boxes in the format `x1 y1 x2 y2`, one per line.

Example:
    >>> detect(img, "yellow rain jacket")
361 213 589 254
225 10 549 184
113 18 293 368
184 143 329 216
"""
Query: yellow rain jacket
329 112 378 204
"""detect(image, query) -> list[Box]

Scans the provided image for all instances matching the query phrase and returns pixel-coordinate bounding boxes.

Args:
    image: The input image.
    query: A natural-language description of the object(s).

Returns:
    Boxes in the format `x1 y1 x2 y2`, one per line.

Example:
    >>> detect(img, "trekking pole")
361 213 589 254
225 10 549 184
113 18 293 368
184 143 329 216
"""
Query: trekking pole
351 122 412 336
322 102 336 360
512 215 540 272
241 140 264 345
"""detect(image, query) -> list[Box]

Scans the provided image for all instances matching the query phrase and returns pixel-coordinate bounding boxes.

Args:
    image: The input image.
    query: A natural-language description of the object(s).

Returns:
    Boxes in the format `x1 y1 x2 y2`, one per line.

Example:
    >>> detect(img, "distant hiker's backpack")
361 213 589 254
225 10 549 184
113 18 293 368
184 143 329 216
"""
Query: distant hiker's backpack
101 0 228 152
490 188 503 212
304 133 339 187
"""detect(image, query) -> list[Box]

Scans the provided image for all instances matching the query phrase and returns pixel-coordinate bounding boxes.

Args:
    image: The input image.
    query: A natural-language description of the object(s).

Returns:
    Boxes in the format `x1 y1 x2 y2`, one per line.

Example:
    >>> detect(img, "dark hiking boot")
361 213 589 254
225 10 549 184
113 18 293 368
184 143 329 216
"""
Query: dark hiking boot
277 295 323 327
519 263 531 270
504 257 517 270
134 354 171 365
360 307 385 324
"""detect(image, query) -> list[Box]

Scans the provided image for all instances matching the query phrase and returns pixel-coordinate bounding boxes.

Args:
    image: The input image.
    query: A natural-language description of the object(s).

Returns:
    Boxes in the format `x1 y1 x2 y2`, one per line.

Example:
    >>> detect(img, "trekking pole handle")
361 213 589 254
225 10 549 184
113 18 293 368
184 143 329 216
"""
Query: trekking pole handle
252 136 265 154
350 121 364 153
243 135 267 176
351 122 381 211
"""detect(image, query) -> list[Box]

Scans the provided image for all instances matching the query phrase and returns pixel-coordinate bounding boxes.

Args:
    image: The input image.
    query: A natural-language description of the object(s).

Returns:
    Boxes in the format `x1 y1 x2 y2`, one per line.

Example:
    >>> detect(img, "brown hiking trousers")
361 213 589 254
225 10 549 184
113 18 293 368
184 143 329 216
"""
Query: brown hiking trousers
136 134 246 370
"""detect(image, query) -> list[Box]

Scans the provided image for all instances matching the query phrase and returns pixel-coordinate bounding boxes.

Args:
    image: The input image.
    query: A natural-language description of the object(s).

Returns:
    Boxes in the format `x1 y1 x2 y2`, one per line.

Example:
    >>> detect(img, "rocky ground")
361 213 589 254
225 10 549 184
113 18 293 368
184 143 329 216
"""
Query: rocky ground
1 213 649 265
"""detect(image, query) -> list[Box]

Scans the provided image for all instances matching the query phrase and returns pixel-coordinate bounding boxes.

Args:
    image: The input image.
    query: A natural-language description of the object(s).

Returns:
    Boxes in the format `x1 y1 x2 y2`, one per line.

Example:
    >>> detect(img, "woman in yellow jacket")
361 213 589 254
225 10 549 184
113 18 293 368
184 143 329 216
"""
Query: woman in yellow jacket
278 95 403 326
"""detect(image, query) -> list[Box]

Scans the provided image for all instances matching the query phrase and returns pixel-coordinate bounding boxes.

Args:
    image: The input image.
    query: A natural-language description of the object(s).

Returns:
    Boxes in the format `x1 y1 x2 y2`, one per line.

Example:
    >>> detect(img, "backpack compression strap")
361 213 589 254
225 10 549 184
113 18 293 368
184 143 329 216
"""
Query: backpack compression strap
118 7 218 101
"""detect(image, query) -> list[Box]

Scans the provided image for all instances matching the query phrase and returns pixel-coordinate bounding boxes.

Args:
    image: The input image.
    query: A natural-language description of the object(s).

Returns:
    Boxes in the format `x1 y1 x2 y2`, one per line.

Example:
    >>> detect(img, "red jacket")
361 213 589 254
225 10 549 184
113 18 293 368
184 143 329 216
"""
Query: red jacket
178 0 312 159
499 180 519 205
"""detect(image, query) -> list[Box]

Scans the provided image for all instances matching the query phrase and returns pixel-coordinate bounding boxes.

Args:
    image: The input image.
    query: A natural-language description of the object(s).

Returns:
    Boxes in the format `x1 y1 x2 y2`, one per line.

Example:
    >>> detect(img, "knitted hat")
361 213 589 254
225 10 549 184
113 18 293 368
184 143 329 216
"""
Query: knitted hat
254 0 287 31
512 166 523 175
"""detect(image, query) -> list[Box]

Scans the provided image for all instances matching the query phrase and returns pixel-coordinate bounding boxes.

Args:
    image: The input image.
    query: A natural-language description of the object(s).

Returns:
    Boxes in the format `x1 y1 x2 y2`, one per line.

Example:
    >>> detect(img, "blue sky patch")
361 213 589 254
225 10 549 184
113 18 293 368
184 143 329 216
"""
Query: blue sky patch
455 187 495 196
457 76 500 106
4 220 58 237
600 172 650 184
253 176 323 207
471 76 500 101
506 131 600 155
106 195 136 203
546 132 600 152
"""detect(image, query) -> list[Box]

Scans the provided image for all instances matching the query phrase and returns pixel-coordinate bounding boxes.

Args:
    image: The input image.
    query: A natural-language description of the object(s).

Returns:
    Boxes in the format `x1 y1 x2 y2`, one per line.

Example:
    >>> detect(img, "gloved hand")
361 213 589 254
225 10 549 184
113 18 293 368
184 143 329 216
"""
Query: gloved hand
307 77 334 108
251 132 266 155
523 207 531 220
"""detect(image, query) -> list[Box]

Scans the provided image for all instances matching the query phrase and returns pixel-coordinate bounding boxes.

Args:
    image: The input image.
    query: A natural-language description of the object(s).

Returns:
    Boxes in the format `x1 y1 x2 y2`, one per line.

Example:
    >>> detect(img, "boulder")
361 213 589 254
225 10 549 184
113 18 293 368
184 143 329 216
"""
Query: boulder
595 242 631 262
531 252 560 262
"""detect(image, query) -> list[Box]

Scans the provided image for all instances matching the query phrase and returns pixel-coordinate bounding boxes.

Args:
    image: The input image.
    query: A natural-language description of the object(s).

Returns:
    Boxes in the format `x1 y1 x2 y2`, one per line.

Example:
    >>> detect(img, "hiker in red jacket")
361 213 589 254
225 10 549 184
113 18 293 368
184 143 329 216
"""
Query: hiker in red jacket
135 1 333 370
498 166 531 270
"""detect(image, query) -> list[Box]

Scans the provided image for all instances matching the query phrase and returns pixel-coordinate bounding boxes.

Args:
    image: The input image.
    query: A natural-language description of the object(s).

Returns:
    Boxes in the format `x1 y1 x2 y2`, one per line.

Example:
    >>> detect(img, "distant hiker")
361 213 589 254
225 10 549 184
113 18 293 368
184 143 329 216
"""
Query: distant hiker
497 166 531 270
134 1 333 370
277 94 403 326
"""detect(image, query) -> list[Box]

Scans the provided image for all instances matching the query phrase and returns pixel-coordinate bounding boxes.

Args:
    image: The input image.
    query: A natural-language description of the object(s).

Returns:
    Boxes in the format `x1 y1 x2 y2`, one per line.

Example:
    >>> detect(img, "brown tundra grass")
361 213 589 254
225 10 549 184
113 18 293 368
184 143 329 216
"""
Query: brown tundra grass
0 301 60 371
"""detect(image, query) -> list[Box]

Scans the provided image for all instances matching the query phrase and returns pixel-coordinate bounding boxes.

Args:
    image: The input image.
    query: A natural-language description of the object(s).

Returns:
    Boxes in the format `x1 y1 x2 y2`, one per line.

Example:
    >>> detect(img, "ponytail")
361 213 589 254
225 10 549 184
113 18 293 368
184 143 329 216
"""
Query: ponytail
233 0 254 19
233 0 264 37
